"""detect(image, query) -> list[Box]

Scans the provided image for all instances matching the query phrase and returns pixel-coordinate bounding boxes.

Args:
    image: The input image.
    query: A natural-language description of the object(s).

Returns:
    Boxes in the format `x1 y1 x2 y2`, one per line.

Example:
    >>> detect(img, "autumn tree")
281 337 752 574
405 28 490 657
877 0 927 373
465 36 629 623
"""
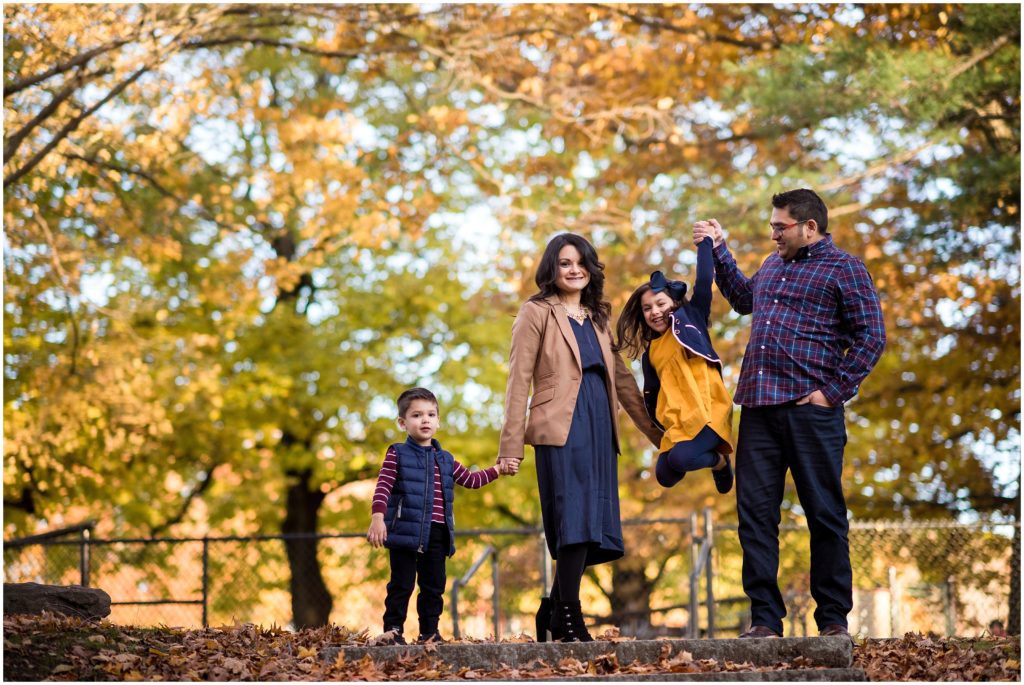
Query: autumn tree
5 4 1018 632
4 4 522 627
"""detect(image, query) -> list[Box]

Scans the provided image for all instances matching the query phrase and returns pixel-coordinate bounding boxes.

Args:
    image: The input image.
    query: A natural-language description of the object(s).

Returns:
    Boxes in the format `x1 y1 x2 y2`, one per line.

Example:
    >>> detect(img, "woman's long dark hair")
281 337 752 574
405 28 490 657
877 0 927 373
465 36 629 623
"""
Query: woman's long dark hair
614 282 683 360
528 233 611 330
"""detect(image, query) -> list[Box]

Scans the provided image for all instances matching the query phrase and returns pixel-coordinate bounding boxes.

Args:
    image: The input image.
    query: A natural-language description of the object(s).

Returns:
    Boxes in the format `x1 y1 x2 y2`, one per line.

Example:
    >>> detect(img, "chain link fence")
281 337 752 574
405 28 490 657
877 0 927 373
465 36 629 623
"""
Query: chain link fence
4 517 1018 639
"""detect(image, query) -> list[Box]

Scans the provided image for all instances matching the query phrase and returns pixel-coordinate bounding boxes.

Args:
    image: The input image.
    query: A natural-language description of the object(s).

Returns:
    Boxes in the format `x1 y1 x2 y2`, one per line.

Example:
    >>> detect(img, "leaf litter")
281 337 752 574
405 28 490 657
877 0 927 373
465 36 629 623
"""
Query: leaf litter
3 613 1020 681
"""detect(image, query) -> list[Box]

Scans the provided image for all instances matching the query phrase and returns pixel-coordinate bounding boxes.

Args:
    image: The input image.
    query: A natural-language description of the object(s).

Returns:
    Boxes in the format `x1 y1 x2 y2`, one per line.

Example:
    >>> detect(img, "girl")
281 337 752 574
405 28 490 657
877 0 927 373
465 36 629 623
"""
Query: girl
497 233 663 643
615 236 734 493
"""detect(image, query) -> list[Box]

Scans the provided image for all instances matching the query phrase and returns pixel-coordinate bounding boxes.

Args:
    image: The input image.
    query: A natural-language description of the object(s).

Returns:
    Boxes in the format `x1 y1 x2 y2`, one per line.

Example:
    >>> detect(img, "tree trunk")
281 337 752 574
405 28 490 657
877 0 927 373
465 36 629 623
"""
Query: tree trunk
608 555 655 638
1010 487 1021 635
282 467 332 629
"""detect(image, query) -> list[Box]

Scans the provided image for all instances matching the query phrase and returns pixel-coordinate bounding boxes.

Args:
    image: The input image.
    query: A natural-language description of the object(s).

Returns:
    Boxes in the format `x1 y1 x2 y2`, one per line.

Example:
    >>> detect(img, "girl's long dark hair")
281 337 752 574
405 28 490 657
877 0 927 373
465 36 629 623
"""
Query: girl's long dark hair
614 282 683 360
528 233 611 330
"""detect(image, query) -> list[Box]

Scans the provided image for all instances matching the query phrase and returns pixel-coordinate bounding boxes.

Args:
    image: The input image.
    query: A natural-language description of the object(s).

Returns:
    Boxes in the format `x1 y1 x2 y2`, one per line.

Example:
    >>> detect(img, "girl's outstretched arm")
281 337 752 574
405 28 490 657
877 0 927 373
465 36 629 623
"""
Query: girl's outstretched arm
690 238 714 322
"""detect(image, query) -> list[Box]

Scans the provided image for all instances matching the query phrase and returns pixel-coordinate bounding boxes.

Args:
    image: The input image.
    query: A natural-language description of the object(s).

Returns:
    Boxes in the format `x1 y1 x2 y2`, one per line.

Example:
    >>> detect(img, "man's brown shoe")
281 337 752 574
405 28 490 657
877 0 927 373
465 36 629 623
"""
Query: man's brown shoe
820 624 851 637
739 625 781 638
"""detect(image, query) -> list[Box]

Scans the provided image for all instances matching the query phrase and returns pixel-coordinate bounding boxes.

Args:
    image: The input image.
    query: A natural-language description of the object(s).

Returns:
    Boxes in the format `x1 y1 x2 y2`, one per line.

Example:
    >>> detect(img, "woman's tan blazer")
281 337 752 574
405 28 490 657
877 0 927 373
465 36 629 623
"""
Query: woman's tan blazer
498 295 664 461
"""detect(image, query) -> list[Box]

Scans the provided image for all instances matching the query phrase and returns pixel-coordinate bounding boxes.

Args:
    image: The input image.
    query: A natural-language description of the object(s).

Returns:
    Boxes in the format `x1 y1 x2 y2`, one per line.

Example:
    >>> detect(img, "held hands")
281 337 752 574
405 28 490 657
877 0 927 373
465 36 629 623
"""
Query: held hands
693 219 724 247
367 513 387 548
497 457 521 476
796 390 833 408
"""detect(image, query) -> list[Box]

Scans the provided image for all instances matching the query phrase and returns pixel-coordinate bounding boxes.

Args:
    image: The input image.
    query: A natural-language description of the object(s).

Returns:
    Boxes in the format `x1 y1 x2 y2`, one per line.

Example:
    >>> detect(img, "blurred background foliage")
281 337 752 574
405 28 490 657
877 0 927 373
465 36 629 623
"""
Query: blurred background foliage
4 3 1019 629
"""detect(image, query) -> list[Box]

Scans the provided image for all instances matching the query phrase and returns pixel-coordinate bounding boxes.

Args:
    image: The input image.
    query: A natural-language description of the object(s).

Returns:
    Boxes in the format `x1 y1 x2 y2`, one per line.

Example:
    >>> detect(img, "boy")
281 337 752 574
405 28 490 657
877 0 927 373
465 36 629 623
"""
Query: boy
367 387 517 644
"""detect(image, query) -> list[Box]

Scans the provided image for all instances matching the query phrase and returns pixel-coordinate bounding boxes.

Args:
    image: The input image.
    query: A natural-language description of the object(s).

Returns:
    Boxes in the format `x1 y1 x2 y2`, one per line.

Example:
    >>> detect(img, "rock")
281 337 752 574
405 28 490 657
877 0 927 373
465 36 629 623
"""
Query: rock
3 582 110 620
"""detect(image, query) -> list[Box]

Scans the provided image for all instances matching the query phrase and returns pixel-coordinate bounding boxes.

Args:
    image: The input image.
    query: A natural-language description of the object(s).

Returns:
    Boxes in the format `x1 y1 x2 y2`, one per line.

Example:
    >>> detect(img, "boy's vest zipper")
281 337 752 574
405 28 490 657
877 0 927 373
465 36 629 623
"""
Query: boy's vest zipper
418 448 434 553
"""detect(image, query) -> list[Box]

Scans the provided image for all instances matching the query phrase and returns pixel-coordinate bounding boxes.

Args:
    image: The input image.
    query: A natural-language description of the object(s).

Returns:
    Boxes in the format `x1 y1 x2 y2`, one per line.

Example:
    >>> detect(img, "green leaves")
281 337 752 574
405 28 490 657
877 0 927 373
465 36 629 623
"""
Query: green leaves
3 2 1018 630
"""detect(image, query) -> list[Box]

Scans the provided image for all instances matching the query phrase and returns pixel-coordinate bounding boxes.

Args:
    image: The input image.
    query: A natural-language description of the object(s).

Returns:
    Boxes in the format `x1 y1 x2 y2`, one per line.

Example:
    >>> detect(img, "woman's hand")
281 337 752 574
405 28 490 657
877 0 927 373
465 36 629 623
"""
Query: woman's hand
497 457 521 476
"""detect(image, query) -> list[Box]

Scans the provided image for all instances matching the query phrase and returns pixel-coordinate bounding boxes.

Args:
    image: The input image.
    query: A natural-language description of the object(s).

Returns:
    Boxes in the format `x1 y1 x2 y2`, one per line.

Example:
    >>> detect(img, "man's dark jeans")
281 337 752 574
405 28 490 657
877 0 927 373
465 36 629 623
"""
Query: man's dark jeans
383 522 449 635
735 403 851 635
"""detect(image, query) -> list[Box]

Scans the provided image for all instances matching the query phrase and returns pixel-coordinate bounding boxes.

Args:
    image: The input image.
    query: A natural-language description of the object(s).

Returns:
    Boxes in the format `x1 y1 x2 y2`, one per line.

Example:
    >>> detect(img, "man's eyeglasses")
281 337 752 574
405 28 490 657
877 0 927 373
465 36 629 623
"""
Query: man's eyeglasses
769 220 809 235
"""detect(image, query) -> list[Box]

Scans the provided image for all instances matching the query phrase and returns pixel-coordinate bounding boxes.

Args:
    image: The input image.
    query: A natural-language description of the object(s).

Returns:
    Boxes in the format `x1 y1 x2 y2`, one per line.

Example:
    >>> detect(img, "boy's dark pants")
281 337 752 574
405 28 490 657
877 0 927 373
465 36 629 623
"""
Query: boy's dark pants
383 523 449 635
735 403 852 636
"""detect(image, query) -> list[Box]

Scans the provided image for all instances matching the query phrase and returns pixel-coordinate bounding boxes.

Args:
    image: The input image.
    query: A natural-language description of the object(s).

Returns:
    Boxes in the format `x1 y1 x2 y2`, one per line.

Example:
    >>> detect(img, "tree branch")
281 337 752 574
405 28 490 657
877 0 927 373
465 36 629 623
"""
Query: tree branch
63 152 181 203
949 31 1018 81
30 212 81 376
182 35 419 59
4 67 113 162
4 66 149 189
60 152 242 240
589 3 780 51
147 464 220 538
819 142 937 192
4 39 130 98
493 502 533 527
3 462 38 516
586 565 614 603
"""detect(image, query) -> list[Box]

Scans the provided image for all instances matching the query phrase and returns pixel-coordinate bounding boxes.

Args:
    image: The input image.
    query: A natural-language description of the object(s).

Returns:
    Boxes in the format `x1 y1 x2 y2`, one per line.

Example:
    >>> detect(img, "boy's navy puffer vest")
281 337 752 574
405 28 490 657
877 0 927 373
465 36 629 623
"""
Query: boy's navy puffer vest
383 437 457 557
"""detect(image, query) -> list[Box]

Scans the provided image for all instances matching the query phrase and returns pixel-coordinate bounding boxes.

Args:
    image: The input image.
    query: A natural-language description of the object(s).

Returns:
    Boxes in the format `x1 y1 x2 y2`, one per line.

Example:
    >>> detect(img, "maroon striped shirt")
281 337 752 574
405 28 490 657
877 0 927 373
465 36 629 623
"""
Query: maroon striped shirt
372 445 499 522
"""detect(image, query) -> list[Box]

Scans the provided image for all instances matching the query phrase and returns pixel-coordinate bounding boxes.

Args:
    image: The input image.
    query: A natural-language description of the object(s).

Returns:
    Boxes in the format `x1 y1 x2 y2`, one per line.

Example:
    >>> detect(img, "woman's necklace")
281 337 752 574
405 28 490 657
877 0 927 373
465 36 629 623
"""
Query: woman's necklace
559 300 588 324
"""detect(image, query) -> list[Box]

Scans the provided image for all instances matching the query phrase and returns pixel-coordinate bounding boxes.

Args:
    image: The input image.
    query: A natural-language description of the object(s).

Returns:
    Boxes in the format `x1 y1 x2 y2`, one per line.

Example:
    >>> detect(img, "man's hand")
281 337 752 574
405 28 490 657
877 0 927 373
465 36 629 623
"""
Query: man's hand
367 514 387 548
796 390 833 408
693 219 724 247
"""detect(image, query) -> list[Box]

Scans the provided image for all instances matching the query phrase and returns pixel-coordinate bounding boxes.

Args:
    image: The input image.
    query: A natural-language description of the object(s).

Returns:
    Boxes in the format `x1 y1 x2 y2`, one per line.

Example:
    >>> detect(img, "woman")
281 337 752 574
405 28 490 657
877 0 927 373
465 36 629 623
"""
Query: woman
497 233 663 642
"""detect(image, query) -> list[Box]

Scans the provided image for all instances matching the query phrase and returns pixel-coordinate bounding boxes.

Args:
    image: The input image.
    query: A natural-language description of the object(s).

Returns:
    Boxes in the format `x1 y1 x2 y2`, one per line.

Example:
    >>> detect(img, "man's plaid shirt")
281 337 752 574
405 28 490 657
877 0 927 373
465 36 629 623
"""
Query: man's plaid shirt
712 234 886 408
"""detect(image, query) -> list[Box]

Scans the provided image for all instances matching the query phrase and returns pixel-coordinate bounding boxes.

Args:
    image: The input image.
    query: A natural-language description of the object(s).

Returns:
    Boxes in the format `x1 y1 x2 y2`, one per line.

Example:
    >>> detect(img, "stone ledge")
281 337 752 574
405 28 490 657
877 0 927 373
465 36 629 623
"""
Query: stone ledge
322 636 854 671
534 667 868 681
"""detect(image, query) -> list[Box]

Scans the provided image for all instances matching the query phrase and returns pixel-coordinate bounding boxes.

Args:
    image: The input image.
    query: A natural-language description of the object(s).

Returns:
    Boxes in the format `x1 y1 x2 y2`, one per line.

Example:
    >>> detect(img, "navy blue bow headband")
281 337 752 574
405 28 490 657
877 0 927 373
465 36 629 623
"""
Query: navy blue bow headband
649 271 687 300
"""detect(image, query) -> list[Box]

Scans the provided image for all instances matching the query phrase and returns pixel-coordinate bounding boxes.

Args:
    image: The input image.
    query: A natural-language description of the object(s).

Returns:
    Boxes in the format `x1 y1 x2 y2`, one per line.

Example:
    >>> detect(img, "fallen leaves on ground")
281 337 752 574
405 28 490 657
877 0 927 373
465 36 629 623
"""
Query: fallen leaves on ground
855 632 1020 682
856 634 1015 679
4 614 1020 681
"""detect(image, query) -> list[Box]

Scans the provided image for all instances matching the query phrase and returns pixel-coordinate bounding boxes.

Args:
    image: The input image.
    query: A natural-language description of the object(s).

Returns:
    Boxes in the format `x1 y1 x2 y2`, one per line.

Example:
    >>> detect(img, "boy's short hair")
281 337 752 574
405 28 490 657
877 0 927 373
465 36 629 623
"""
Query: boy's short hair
397 387 439 418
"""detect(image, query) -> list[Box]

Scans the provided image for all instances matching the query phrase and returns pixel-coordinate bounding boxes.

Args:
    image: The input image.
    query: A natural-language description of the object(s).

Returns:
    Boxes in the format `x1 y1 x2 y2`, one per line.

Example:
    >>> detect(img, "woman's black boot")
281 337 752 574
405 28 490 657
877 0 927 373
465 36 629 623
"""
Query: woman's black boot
535 596 553 643
551 600 593 642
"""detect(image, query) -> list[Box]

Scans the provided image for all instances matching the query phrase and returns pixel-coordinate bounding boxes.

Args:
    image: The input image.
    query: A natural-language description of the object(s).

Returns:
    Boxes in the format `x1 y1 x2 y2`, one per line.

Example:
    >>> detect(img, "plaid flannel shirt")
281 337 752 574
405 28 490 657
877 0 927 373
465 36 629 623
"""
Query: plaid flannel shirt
712 234 886 407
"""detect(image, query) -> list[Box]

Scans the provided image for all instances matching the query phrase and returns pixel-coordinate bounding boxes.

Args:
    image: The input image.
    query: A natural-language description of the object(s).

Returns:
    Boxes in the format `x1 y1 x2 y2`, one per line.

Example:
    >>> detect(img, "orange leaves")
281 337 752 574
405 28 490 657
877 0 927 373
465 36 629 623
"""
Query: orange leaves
16 614 1020 682
856 633 1022 682
424 104 470 132
516 76 544 99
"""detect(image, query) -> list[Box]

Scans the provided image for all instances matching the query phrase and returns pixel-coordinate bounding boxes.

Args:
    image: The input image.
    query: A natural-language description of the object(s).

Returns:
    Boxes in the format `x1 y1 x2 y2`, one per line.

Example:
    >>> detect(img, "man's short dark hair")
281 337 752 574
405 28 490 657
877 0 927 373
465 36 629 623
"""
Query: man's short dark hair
772 188 829 234
397 387 438 418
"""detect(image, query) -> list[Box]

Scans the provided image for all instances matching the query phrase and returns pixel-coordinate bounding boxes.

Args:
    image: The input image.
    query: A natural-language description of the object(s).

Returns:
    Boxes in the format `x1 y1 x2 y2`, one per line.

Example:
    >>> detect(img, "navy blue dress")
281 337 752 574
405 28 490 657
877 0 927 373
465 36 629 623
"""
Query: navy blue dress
535 317 623 565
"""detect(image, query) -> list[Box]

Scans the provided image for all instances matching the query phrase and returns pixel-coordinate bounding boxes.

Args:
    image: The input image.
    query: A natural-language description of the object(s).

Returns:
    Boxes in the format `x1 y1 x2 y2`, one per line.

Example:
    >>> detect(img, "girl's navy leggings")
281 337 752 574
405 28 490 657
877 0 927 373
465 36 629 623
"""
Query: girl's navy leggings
655 425 724 488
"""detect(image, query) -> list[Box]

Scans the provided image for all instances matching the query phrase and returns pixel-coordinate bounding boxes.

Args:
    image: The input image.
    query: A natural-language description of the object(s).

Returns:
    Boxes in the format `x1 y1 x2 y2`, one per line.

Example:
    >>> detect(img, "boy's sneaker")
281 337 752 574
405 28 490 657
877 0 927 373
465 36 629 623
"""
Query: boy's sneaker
381 627 406 645
712 454 734 494
417 631 444 644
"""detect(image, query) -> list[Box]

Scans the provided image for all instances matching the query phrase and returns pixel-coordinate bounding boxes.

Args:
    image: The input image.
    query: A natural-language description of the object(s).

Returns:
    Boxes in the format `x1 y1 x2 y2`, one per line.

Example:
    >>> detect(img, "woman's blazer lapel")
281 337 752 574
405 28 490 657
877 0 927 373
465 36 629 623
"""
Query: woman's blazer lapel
544 295 582 371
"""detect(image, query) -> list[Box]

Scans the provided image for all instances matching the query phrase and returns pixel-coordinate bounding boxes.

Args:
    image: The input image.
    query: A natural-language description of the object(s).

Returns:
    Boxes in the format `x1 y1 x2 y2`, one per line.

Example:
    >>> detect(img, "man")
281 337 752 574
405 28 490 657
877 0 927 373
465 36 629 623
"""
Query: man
694 188 886 639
